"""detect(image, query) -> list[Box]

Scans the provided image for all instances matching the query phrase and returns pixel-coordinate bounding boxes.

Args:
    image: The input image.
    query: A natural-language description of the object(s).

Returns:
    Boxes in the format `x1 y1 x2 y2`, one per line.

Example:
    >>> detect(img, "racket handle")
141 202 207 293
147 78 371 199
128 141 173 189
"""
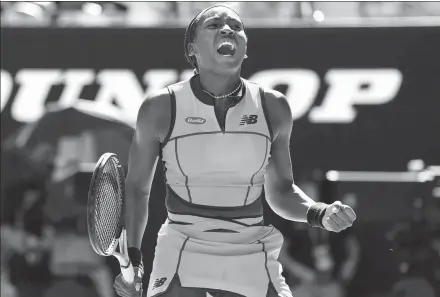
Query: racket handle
121 262 135 284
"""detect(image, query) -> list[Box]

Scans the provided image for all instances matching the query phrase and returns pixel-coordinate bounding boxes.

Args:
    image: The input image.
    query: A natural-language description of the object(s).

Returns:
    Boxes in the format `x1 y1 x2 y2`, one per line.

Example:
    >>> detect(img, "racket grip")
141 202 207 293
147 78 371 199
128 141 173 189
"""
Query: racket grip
121 262 135 284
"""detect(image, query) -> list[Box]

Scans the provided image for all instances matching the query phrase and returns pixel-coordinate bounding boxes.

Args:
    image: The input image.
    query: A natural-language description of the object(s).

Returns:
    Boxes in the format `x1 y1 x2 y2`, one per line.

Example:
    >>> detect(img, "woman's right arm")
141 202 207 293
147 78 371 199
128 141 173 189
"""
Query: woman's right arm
125 89 171 249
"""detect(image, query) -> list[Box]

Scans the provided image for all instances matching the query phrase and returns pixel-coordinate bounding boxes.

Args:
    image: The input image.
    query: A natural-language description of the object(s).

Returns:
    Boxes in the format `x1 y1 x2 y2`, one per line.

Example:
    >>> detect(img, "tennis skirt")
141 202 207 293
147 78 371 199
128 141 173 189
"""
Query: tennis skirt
146 221 293 297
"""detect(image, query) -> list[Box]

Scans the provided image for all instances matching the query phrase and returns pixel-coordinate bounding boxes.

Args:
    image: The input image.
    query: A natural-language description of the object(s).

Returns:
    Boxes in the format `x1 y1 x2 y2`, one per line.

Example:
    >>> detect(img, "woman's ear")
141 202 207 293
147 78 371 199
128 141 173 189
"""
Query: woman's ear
188 43 197 57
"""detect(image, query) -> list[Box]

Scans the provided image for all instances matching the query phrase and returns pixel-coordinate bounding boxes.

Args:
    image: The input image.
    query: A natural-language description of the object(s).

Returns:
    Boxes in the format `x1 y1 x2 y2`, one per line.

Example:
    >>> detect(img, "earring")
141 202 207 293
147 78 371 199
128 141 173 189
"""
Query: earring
244 54 248 59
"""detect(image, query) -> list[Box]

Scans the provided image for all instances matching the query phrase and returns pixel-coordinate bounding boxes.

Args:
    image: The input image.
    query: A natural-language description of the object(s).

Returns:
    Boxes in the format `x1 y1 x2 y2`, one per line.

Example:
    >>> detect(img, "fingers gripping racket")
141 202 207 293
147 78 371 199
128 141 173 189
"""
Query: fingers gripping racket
87 153 134 284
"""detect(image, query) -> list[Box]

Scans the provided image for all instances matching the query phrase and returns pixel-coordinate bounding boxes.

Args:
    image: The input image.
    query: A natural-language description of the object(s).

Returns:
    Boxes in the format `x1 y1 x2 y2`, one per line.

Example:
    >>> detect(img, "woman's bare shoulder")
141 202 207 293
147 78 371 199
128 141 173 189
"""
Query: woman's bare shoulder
137 87 172 143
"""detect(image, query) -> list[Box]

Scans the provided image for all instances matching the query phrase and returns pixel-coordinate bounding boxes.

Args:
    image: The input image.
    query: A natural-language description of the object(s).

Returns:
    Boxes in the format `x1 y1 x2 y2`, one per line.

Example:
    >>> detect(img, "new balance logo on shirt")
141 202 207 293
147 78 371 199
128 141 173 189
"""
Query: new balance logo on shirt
152 277 167 290
240 114 258 125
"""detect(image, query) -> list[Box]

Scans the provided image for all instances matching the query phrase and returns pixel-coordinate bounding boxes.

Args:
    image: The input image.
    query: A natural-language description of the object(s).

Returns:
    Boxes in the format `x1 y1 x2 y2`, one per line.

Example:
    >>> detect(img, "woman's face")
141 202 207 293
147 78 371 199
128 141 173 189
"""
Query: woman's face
189 6 248 74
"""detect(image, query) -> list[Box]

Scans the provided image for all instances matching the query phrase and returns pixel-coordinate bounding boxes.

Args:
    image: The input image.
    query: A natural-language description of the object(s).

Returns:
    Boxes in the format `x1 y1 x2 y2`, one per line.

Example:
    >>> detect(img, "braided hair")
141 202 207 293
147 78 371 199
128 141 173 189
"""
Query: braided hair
183 5 243 74
183 10 205 73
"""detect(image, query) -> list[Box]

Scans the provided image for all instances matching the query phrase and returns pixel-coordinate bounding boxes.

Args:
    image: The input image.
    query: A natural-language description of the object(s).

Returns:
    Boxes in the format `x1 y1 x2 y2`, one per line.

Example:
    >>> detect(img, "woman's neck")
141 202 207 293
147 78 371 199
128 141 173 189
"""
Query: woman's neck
198 70 241 97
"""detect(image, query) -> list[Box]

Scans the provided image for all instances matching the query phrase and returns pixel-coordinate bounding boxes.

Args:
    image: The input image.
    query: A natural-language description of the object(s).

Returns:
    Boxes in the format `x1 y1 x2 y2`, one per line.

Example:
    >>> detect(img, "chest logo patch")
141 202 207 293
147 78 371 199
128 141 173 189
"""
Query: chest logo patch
186 117 206 124
240 114 258 125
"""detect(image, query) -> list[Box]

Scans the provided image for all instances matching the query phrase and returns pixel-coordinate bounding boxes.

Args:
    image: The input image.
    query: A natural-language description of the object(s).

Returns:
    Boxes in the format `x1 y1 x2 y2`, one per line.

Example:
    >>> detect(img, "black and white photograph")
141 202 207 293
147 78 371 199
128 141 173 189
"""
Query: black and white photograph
1 1 440 297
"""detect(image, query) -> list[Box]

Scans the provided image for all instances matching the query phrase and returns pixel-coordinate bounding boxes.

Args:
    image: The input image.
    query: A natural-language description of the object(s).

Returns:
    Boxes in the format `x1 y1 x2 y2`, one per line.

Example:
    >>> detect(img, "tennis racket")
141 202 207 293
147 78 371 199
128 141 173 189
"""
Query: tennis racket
87 153 135 284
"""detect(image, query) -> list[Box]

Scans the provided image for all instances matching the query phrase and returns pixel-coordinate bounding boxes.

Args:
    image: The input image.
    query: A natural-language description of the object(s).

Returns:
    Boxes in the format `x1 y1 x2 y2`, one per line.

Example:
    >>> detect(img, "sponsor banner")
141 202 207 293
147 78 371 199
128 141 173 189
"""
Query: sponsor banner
1 27 440 174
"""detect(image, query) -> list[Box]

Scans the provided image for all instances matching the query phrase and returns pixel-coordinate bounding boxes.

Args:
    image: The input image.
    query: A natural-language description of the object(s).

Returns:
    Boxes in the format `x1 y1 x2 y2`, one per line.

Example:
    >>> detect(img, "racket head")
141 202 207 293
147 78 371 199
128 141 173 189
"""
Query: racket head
87 153 126 256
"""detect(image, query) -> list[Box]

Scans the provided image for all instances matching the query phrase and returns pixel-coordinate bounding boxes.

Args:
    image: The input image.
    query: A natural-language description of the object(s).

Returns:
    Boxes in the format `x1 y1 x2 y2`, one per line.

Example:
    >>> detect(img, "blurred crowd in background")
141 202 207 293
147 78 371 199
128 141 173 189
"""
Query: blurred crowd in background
1 2 440 297
1 1 440 27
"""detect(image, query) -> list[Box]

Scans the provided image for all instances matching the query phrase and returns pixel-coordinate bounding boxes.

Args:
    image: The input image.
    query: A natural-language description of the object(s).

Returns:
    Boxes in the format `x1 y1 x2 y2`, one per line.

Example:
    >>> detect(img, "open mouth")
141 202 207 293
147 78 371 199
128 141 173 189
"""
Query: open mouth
217 41 236 56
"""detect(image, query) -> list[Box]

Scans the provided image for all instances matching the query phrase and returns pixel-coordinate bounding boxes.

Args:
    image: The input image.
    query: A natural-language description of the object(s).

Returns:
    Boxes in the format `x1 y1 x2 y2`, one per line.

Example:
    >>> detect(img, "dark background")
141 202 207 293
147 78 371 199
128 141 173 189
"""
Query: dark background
1 26 440 297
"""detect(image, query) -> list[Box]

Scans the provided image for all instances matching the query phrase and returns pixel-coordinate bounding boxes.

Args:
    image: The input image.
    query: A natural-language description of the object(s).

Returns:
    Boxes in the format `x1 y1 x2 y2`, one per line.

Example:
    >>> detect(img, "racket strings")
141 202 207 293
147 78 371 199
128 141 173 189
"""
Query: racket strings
92 158 123 255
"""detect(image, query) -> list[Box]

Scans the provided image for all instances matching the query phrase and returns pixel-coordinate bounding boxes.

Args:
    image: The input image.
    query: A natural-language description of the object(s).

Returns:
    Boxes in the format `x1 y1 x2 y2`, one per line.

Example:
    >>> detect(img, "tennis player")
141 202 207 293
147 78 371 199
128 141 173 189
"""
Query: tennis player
114 5 356 297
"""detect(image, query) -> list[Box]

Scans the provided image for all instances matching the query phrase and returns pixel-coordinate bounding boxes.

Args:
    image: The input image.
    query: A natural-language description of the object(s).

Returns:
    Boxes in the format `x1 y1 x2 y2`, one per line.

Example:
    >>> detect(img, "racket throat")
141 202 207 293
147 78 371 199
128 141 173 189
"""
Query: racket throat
113 251 130 267
119 229 129 256
114 228 130 267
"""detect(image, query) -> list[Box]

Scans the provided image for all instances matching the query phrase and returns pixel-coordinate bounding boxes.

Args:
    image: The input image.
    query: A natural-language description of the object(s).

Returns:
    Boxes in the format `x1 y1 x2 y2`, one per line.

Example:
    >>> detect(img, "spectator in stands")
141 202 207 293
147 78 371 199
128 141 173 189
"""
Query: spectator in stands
1 180 53 297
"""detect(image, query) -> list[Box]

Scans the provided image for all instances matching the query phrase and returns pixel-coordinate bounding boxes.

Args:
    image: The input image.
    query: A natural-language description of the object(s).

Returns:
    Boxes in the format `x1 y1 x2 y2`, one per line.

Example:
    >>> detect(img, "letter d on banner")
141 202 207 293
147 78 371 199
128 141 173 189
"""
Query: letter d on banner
309 69 403 123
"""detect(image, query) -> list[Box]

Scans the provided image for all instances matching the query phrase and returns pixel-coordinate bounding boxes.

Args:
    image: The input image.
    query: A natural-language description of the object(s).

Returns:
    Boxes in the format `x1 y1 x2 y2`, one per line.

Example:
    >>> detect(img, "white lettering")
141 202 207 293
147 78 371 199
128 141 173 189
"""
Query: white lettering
95 70 146 124
1 70 13 112
249 69 320 120
12 69 62 122
180 69 195 82
143 69 178 92
1 68 404 125
309 69 403 123
59 69 95 107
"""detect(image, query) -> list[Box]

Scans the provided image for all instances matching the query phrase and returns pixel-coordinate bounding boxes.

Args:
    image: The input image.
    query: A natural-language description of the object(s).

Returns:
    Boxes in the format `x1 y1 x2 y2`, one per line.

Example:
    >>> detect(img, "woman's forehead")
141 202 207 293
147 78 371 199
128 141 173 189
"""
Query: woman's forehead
200 6 242 23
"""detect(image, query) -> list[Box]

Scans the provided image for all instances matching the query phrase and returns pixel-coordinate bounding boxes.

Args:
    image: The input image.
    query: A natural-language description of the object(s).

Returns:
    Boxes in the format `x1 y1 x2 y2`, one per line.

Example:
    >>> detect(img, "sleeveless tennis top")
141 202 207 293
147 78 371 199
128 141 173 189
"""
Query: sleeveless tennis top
161 75 273 232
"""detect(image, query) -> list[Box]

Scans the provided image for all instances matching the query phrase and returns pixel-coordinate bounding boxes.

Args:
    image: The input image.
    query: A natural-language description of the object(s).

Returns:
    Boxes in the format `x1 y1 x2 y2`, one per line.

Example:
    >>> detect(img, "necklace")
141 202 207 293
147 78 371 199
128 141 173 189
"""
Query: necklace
201 80 243 99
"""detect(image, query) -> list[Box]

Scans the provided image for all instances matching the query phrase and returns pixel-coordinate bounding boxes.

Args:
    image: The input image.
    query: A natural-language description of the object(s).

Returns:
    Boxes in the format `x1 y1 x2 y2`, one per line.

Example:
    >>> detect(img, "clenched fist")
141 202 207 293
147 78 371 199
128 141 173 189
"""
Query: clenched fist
322 201 357 232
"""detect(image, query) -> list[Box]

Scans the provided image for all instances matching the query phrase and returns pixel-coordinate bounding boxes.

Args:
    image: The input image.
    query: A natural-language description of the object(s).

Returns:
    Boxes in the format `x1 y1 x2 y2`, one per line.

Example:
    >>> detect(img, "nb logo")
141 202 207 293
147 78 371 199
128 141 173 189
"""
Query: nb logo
240 114 258 125
152 277 167 290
